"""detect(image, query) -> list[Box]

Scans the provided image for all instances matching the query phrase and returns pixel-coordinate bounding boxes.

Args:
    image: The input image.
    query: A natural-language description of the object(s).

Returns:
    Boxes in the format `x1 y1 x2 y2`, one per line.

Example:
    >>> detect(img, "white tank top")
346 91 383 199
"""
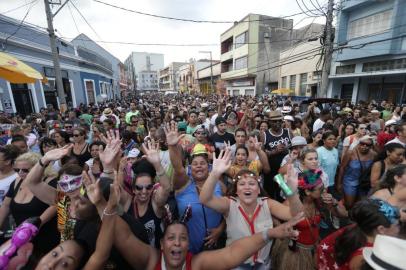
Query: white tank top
226 197 273 265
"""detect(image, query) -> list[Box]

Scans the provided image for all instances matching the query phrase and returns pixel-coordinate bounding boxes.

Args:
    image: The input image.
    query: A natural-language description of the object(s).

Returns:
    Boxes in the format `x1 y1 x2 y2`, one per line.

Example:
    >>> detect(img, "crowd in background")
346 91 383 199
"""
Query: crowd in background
0 93 404 270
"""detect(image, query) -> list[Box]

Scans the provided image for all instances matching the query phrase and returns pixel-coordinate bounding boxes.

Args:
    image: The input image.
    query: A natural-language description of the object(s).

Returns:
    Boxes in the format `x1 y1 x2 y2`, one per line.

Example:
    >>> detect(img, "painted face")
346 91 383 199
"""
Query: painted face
235 174 260 205
35 240 83 270
161 224 189 269
302 152 319 170
58 174 83 193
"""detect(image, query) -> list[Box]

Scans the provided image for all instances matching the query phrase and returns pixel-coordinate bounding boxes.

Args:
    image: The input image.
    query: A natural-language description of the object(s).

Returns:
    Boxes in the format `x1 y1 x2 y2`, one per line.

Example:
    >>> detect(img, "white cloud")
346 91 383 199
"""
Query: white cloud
0 0 326 64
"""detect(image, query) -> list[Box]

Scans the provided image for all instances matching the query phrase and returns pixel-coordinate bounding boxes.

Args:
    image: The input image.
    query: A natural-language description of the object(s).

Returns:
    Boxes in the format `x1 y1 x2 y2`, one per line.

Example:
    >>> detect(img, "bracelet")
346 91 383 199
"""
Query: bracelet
286 189 298 198
102 208 117 220
39 158 47 167
262 230 272 243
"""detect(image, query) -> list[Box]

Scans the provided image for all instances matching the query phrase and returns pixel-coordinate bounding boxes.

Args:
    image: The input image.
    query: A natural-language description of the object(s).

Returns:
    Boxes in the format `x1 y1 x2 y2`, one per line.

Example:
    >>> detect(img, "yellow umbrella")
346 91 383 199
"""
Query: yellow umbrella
271 88 295 95
0 52 46 83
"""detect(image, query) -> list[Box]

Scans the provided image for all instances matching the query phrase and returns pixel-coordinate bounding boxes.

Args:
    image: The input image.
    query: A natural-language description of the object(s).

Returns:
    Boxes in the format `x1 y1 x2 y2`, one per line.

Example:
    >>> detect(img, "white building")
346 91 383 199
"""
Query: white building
137 70 159 91
159 62 187 92
124 52 164 91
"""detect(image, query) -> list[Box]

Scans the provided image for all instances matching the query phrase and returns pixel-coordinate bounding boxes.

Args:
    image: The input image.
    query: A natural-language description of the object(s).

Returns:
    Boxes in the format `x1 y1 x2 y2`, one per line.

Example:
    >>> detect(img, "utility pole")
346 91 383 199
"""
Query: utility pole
44 0 67 112
319 0 334 98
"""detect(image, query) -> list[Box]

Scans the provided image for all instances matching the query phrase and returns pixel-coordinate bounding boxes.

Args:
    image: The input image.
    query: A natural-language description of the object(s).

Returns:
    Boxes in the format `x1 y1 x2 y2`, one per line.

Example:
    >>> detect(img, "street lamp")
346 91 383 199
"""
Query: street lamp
199 51 213 94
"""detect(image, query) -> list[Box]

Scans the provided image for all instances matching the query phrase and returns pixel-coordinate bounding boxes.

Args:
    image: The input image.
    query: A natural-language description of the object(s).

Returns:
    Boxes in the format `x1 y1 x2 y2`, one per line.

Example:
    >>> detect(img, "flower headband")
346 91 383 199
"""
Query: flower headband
232 171 260 183
374 199 400 225
298 169 323 189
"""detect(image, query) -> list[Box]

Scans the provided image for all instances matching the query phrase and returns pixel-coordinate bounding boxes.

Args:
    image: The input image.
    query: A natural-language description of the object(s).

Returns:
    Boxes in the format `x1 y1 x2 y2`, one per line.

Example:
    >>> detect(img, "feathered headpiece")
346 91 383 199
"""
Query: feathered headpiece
163 204 192 230
298 169 323 189
373 199 400 225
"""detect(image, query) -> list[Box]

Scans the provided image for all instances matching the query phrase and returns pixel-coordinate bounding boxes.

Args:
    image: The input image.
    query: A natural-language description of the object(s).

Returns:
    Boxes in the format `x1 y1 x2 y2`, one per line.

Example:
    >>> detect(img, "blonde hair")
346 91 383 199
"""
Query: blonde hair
15 152 41 167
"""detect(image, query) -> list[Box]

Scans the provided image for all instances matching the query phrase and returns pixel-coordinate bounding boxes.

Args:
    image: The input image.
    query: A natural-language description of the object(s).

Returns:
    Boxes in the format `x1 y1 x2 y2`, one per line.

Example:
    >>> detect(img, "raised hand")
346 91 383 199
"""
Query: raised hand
212 149 232 176
43 144 72 163
83 171 103 206
164 122 184 146
253 136 263 152
284 163 298 193
99 129 122 169
268 212 304 239
142 140 160 166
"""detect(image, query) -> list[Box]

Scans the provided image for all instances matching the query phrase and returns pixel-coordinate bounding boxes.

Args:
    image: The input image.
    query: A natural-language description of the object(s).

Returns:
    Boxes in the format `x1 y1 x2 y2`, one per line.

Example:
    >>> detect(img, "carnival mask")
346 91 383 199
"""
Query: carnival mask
59 174 83 193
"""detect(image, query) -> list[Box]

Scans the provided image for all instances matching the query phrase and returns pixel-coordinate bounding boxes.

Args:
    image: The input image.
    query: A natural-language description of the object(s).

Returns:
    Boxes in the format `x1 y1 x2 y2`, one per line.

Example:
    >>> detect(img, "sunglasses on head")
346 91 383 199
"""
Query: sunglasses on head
359 141 372 147
14 168 30 173
134 184 154 191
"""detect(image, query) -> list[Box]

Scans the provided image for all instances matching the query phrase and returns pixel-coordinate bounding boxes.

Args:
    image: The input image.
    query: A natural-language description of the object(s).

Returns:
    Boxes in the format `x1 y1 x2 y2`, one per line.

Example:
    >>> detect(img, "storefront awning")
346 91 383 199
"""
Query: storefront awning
0 52 46 83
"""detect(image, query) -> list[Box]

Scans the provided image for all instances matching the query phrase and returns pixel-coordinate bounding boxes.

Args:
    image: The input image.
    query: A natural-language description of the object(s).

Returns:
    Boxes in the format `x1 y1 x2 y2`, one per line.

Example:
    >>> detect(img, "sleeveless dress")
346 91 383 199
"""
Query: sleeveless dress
272 215 321 270
226 197 273 269
343 159 373 196
175 180 222 254
128 199 163 249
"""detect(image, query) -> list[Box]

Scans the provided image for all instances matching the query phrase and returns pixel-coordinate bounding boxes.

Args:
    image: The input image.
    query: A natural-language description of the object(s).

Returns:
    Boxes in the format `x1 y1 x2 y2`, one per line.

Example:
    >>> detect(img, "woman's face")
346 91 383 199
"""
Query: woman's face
357 124 367 136
235 175 260 205
345 125 354 136
358 140 373 154
194 129 206 142
323 135 337 149
387 148 405 164
72 130 85 143
35 240 83 270
259 122 268 132
395 171 406 188
302 152 319 170
161 224 189 270
134 175 153 203
307 183 324 199
313 133 322 144
190 156 209 182
14 161 32 180
235 148 248 166
53 133 63 144
90 145 101 158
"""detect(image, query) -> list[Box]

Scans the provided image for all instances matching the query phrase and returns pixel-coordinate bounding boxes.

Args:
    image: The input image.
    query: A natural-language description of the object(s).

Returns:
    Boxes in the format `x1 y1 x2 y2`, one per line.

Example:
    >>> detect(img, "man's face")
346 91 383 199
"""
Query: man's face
130 103 136 111
269 119 282 131
217 123 227 133
198 112 206 122
235 131 246 145
12 141 28 153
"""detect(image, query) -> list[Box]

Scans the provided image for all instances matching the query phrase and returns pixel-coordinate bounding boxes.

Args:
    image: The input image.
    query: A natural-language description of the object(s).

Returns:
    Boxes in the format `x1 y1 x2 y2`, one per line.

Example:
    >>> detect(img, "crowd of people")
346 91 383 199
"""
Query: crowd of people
0 93 405 270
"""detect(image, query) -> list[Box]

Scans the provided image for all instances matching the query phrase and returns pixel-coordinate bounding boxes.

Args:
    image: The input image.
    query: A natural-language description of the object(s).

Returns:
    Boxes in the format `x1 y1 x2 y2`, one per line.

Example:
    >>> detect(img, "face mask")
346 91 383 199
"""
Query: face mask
59 174 83 193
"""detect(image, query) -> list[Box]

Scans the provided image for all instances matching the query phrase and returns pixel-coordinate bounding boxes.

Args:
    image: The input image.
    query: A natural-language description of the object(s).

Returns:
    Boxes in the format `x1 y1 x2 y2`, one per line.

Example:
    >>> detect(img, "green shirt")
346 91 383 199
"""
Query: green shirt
80 114 93 126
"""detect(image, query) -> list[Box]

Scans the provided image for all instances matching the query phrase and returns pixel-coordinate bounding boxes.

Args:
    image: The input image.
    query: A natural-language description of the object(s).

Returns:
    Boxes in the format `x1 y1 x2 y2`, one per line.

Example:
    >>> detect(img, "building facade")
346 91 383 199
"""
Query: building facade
124 52 164 92
0 14 120 116
178 59 218 94
137 70 159 92
220 14 294 96
328 0 406 103
279 39 323 97
197 62 222 95
158 62 187 92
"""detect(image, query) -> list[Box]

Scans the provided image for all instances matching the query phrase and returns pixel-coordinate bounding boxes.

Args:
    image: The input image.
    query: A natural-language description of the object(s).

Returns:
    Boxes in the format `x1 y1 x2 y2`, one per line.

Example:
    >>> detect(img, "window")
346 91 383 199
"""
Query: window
299 73 307 96
289 75 296 90
362 58 406 72
336 64 356 74
235 32 248 48
347 10 392 39
281 76 287 88
235 56 248 70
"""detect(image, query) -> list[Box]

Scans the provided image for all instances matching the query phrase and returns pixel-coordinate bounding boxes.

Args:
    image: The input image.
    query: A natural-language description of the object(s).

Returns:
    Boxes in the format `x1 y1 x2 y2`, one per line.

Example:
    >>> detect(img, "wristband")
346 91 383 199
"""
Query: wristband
38 159 47 168
102 208 117 221
262 230 272 243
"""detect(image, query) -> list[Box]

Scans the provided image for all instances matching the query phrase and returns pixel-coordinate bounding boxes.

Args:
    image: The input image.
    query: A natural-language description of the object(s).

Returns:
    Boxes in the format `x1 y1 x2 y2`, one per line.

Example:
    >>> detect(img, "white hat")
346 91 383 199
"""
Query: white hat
127 148 140 158
281 106 292 114
284 115 294 122
201 103 209 108
363 235 406 270
371 109 380 114
290 136 307 147
385 119 397 127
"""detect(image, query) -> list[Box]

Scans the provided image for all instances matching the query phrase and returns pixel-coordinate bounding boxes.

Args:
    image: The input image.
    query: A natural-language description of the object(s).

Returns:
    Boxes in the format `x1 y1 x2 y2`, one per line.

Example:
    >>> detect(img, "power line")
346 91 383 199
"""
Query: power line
92 0 324 24
334 33 406 50
2 0 38 51
295 0 321 17
0 0 38 15
70 0 102 41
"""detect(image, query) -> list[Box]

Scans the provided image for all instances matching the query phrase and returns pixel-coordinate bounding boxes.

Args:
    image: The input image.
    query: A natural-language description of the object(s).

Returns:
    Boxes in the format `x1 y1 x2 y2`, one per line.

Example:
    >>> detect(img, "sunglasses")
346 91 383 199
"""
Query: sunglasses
73 134 82 137
65 126 73 129
14 168 30 173
134 184 154 191
195 132 206 135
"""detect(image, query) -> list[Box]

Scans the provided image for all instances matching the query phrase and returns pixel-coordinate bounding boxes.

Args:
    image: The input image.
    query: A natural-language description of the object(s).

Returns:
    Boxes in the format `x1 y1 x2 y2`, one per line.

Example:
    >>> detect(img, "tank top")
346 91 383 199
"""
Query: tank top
128 199 163 249
226 197 273 265
155 252 193 270
71 143 92 167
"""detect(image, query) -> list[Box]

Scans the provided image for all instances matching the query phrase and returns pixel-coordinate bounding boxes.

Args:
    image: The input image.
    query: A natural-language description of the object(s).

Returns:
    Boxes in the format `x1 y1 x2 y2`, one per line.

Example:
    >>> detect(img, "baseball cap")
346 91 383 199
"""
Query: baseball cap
215 116 226 126
290 136 307 147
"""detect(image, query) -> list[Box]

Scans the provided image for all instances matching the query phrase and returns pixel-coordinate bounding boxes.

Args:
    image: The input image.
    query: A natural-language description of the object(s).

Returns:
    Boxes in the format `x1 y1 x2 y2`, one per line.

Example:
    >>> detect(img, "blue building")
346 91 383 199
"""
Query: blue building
0 14 119 116
328 0 406 104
